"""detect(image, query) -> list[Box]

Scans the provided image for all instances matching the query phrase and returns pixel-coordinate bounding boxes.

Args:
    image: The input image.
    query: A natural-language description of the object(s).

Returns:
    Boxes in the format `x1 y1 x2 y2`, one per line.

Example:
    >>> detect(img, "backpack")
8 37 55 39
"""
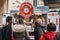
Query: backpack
54 32 60 40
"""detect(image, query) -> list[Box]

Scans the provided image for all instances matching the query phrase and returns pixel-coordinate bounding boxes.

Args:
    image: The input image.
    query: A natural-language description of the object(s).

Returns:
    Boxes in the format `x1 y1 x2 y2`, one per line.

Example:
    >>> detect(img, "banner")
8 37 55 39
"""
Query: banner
47 12 59 32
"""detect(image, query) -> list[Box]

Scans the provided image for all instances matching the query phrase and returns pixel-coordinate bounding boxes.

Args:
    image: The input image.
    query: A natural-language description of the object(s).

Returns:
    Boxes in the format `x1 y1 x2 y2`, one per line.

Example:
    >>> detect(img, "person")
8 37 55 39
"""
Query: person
39 23 60 40
12 18 27 40
34 18 45 40
2 16 12 40
0 24 2 40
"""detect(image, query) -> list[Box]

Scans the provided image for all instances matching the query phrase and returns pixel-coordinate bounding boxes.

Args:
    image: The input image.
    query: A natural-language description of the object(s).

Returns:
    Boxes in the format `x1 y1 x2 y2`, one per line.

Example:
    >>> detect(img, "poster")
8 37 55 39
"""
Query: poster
47 12 59 32
8 0 25 13
37 0 44 7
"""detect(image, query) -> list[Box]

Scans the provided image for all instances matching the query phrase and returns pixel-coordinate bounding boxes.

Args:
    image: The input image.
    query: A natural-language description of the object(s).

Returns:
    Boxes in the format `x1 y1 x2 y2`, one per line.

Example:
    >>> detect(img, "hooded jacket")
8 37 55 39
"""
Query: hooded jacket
39 31 57 40
2 23 12 40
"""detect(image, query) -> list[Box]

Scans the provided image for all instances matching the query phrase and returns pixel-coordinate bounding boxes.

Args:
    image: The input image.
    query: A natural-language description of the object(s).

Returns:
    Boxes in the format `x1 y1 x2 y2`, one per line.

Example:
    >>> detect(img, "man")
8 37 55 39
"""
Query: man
2 16 12 40
39 23 60 40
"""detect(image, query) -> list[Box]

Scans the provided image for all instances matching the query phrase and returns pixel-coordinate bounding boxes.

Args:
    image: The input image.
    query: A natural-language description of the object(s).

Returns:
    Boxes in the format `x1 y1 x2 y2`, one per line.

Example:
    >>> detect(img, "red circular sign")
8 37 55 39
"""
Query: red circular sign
20 2 33 17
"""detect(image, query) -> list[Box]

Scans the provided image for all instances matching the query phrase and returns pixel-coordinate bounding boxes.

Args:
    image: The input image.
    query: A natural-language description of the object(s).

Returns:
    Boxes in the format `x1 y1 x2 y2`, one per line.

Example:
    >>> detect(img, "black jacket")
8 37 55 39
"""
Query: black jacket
2 23 12 40
34 22 45 40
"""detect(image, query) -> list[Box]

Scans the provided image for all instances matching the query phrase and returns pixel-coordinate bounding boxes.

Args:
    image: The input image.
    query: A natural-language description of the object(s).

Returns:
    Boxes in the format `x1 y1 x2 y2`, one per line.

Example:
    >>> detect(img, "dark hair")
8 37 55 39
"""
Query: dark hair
19 18 24 24
6 16 12 23
47 23 56 31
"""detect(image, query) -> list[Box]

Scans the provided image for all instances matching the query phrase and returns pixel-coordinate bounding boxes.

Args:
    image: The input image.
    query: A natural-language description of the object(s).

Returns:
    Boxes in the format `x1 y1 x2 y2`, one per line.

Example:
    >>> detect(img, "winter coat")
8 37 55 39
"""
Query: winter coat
2 23 12 40
12 24 27 32
34 22 45 40
14 32 26 40
0 29 2 40
0 23 5 40
12 24 27 40
39 31 57 40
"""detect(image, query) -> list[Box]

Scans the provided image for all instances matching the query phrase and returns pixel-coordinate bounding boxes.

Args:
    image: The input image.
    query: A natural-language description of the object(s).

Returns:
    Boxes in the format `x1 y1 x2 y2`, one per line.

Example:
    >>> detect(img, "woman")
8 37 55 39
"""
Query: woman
12 18 27 40
34 17 45 40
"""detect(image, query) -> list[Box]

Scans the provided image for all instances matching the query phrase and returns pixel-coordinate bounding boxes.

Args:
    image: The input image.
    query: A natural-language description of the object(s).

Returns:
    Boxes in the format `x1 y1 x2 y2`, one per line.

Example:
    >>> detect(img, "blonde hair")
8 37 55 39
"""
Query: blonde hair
33 15 45 27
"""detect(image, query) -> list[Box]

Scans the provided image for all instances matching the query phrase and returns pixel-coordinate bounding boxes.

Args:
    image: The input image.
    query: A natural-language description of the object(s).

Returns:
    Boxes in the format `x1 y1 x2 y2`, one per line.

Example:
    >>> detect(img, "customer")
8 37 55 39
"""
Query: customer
39 23 60 40
2 16 12 40
34 18 45 40
12 18 27 40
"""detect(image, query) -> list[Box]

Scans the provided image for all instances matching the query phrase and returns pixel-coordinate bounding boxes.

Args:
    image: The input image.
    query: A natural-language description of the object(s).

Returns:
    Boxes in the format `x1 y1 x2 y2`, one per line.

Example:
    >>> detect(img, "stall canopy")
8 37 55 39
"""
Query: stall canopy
34 6 49 13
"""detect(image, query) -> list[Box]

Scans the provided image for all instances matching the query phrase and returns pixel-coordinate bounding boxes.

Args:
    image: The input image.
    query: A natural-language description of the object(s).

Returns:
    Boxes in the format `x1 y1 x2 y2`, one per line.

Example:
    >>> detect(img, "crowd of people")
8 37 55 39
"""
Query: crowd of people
0 15 60 40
